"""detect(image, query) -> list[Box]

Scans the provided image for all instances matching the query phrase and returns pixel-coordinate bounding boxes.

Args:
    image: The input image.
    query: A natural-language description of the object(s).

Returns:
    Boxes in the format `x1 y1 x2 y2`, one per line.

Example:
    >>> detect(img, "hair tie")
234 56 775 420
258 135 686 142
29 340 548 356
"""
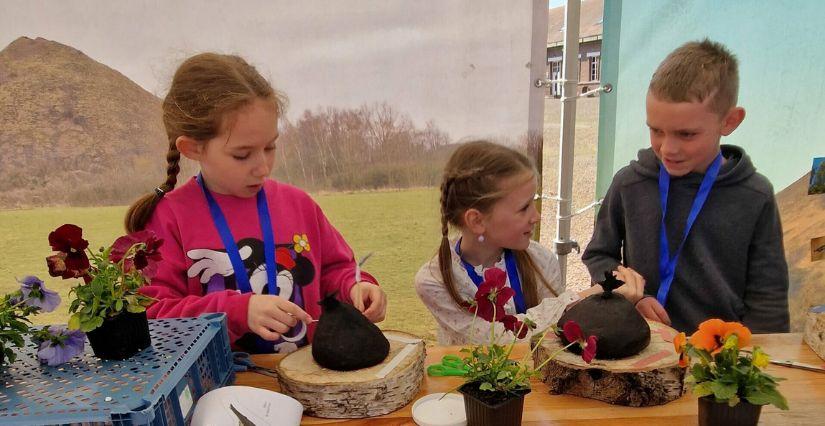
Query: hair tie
154 187 166 198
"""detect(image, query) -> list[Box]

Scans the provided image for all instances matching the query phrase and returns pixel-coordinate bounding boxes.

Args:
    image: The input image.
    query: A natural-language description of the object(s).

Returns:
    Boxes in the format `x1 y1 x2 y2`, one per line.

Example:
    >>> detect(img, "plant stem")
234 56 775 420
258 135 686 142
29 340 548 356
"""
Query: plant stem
534 341 577 371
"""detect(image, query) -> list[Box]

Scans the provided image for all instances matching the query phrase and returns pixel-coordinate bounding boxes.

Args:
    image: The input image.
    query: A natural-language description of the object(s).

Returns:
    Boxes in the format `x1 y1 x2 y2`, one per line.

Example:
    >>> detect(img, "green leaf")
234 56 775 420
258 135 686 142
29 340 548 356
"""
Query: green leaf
692 382 714 398
80 315 104 332
68 314 81 330
126 303 145 313
479 382 494 391
115 299 123 312
710 381 738 401
745 387 789 410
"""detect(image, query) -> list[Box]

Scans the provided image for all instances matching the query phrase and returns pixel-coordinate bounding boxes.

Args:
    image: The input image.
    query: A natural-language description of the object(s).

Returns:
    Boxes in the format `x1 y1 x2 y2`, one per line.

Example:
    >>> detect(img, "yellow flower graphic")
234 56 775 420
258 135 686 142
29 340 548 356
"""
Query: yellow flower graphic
293 234 310 253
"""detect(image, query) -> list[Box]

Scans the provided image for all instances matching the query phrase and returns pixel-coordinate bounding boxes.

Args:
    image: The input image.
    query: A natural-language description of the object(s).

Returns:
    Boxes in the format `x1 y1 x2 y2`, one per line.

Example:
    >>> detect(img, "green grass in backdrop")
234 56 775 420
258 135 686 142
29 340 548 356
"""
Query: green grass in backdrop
0 188 441 342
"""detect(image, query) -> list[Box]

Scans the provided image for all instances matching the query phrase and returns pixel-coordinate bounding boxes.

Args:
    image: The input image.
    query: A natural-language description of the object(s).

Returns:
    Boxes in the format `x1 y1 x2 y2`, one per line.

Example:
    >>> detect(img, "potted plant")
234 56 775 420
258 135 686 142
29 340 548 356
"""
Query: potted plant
1 276 86 367
674 319 789 426
455 268 597 426
46 224 161 360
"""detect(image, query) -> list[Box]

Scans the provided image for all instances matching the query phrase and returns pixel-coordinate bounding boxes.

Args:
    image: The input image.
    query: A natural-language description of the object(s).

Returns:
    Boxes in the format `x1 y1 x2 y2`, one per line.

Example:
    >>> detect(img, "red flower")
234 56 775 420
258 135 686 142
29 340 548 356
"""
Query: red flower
582 335 598 363
469 268 513 322
109 230 163 278
502 315 528 338
562 320 584 343
47 224 90 274
557 320 598 364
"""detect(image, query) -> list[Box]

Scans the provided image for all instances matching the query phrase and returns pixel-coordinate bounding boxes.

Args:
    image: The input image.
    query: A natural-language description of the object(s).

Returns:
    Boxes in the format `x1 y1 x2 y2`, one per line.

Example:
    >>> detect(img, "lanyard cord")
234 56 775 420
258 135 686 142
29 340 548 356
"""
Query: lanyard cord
197 174 278 295
656 154 722 306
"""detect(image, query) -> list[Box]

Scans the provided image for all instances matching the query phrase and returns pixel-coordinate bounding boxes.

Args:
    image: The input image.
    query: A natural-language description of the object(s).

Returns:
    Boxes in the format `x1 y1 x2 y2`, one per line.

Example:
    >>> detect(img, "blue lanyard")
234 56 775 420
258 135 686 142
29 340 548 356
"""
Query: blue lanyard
656 153 722 306
196 174 278 295
454 239 526 314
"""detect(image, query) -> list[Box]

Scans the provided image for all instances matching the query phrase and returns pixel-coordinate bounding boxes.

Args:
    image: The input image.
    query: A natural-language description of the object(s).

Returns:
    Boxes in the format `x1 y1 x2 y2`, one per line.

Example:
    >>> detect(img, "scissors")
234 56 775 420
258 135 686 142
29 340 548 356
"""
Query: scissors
233 352 280 379
427 354 469 377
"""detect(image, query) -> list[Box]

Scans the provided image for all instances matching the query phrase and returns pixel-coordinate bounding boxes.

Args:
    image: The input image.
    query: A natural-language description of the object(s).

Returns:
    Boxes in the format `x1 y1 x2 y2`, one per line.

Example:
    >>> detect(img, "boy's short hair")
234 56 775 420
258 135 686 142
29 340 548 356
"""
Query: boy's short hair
649 39 739 115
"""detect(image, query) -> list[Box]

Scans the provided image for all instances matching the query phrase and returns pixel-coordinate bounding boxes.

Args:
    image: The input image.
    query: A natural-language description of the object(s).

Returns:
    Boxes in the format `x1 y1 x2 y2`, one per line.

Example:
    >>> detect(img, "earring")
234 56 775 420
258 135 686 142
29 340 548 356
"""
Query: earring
477 234 485 243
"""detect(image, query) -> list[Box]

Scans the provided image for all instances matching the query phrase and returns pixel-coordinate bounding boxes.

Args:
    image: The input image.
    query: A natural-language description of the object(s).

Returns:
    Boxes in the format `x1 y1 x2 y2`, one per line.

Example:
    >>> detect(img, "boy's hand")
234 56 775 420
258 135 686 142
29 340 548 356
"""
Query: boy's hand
350 282 387 323
612 266 645 304
635 296 671 325
247 294 312 341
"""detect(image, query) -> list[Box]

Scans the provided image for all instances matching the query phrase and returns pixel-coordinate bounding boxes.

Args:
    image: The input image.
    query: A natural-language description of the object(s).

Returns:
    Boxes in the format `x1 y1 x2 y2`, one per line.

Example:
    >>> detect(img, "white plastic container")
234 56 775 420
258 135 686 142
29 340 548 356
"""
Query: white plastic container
411 393 467 426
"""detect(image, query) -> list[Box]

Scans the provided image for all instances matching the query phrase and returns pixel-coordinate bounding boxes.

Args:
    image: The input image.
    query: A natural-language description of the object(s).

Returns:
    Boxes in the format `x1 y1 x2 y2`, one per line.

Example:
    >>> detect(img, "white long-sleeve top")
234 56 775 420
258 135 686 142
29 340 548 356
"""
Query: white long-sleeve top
414 240 579 346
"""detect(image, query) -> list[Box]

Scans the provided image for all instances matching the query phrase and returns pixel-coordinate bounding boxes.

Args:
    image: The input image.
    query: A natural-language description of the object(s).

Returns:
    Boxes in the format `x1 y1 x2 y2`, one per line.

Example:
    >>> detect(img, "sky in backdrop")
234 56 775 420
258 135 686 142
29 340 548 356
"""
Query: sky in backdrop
1 0 552 143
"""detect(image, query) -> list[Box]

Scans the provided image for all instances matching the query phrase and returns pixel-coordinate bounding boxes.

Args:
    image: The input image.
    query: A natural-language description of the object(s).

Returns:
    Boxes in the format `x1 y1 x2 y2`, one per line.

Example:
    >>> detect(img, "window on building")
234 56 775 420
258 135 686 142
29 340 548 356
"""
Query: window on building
550 61 562 78
589 55 600 82
549 60 562 97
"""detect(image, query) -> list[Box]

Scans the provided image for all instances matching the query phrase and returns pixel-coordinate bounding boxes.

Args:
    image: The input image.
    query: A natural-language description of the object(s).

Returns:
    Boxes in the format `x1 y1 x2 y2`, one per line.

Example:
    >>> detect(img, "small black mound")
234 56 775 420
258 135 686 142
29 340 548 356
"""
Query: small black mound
311 293 390 371
557 271 651 359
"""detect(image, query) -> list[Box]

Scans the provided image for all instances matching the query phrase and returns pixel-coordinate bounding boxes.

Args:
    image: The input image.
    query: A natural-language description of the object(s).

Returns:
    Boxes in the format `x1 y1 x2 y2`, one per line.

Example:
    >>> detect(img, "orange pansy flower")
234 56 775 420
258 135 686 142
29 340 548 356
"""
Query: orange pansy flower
689 319 751 354
722 322 751 348
673 332 687 353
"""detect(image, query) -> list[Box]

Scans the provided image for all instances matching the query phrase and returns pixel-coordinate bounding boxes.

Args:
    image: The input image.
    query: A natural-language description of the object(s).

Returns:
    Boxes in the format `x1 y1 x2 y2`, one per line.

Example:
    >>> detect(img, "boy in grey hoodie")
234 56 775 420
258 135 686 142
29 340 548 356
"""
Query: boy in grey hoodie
582 39 789 333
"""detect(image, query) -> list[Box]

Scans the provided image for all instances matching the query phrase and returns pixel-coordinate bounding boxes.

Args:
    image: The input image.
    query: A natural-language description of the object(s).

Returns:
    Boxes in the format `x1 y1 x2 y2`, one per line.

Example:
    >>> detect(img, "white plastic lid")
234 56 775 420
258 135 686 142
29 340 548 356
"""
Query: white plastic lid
411 393 467 426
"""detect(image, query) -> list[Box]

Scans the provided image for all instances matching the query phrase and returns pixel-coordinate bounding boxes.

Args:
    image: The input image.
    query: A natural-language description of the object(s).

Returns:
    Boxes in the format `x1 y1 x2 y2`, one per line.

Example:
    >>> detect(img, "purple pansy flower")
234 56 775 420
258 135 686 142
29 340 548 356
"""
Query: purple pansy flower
36 326 86 366
17 275 61 312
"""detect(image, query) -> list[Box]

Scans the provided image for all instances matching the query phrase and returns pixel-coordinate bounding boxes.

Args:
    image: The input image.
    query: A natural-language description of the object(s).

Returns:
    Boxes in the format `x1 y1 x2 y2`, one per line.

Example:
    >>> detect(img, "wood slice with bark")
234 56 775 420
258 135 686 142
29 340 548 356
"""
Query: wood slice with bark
275 330 426 418
804 306 825 361
533 320 686 406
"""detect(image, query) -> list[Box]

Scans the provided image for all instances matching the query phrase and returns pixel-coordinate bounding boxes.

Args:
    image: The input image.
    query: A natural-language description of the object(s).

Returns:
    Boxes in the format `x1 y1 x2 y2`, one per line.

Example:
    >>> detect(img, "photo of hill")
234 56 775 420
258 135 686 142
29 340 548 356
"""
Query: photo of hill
0 37 168 207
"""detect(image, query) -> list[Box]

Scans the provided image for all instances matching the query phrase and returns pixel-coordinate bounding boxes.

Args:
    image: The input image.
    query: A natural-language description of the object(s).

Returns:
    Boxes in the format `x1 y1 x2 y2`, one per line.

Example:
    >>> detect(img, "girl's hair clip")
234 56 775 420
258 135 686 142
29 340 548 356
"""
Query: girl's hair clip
154 187 166 198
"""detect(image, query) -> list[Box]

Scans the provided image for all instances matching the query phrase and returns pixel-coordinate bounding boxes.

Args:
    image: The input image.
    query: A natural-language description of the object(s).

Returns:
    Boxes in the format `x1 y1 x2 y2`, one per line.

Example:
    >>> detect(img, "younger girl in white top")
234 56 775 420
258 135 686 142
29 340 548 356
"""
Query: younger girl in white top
414 141 644 345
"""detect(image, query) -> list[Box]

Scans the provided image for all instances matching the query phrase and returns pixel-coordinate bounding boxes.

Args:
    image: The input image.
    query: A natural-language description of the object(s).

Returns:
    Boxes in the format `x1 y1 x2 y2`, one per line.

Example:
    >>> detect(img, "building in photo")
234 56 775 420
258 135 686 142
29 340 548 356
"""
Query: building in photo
546 0 603 97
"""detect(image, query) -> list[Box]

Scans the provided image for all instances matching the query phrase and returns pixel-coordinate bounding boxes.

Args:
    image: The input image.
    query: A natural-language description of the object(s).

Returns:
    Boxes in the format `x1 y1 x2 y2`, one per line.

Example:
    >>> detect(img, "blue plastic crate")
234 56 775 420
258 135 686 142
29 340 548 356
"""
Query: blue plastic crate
0 313 235 425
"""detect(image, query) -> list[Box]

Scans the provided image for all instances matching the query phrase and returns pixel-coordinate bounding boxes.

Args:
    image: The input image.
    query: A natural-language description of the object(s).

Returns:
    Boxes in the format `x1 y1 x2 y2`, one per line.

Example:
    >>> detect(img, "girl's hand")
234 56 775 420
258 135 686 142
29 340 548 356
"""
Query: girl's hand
635 296 671 325
247 294 312 341
350 282 387 323
612 266 645 304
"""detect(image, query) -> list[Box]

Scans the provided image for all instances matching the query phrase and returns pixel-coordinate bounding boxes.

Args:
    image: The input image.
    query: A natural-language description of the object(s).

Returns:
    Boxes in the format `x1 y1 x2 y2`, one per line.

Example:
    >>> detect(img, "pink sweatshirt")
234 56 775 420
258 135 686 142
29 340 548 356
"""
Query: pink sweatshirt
141 177 377 352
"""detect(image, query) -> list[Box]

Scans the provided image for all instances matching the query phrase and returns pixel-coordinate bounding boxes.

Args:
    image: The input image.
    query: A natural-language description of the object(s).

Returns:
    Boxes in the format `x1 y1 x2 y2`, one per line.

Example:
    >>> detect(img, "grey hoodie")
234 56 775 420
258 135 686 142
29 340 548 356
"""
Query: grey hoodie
582 145 789 333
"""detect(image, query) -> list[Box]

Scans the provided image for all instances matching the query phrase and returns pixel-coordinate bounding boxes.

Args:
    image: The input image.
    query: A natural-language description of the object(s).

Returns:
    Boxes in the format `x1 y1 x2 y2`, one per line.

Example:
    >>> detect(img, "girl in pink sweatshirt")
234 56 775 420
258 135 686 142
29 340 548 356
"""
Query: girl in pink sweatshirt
124 53 386 353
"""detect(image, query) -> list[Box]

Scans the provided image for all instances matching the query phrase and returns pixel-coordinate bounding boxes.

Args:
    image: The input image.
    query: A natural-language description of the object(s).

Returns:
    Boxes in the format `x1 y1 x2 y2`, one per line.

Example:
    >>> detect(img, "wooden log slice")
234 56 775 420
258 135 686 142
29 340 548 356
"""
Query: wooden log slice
804 305 825 361
533 320 686 406
275 330 426 418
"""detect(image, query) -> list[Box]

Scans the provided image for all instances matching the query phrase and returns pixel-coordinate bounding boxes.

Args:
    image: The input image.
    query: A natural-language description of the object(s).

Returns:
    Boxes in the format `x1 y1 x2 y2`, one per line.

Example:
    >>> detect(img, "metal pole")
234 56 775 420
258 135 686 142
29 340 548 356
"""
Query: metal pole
554 0 581 284
529 0 549 240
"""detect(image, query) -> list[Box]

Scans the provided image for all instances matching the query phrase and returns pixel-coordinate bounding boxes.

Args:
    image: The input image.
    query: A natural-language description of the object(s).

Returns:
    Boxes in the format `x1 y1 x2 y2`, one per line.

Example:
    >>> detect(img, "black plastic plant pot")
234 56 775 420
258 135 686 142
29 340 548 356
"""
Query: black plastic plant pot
86 310 151 360
459 382 530 426
698 396 763 426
